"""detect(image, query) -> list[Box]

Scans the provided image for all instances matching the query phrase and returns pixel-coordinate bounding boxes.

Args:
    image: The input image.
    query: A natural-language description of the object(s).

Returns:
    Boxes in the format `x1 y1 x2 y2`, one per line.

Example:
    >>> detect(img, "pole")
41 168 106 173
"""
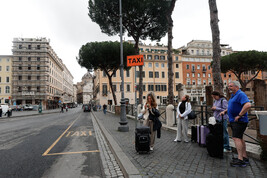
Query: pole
118 0 129 132
135 66 137 128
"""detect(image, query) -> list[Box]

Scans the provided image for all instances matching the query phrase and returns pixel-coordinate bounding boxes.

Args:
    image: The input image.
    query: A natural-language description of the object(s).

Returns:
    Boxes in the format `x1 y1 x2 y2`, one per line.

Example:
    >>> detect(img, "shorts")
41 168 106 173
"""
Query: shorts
230 122 248 139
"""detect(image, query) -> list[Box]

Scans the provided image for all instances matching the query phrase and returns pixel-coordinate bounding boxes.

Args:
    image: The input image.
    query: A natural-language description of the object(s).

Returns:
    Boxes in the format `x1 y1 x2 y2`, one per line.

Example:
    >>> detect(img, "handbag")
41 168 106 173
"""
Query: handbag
187 111 197 120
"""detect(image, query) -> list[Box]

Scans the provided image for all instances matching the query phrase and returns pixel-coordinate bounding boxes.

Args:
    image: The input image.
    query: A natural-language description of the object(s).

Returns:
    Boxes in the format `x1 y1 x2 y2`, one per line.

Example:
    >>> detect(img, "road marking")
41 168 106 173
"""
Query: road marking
80 131 86 136
42 114 80 156
45 150 100 156
89 130 92 136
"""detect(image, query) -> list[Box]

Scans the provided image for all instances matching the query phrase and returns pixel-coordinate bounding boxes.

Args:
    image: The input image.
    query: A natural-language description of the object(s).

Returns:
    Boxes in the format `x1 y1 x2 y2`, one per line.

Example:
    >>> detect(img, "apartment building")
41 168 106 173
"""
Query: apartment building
94 42 183 106
63 64 74 103
12 37 73 109
179 40 235 102
0 55 13 104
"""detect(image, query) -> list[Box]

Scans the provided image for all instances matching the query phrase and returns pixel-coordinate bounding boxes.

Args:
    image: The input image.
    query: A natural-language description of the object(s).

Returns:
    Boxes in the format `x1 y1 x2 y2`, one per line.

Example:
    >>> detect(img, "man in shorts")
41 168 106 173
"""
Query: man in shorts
221 81 251 167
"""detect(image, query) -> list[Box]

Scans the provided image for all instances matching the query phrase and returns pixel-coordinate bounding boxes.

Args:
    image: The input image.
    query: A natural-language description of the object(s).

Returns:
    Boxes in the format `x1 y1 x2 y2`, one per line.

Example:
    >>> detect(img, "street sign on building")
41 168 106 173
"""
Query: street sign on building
127 55 144 67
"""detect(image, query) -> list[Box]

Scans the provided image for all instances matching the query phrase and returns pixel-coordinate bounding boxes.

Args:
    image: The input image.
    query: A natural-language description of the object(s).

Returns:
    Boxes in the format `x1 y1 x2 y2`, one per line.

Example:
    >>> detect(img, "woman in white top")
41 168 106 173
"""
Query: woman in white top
174 95 192 143
141 92 158 151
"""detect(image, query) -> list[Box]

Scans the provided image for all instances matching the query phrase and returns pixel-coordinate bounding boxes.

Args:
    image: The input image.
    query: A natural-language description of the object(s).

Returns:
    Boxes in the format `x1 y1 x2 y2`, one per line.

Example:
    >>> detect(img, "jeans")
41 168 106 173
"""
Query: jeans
222 119 231 150
103 109 106 114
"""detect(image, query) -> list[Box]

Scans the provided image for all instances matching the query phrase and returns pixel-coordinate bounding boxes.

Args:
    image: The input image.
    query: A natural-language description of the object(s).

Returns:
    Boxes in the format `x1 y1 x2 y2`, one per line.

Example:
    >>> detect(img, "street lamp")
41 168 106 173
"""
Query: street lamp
118 0 129 132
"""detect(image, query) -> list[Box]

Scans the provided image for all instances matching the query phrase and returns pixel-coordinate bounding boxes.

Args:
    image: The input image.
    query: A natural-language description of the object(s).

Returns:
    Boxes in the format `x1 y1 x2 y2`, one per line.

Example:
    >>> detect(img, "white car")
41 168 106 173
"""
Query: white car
23 105 34 110
0 105 9 115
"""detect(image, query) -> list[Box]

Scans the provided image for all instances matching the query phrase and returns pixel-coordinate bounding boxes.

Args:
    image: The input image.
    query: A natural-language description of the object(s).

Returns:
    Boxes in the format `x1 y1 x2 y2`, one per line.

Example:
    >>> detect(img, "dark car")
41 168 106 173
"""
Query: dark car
83 105 91 112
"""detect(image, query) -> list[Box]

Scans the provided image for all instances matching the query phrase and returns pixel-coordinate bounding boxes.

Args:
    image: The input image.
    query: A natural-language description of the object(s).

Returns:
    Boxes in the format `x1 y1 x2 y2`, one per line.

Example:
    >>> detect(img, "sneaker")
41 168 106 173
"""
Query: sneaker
230 159 247 167
232 157 250 165
174 139 181 142
150 147 154 151
224 149 232 153
184 140 189 143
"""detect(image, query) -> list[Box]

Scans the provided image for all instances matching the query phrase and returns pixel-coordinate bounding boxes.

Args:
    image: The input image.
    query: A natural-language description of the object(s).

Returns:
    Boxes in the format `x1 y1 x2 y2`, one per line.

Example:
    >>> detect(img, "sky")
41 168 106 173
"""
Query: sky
0 0 267 83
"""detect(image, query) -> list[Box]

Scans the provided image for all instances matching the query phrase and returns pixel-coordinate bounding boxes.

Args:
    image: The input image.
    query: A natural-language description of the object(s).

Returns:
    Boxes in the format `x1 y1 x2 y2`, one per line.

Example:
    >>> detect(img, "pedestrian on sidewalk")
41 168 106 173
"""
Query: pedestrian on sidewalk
211 91 231 153
174 95 191 143
103 104 107 114
0 106 2 117
220 81 251 167
141 92 158 151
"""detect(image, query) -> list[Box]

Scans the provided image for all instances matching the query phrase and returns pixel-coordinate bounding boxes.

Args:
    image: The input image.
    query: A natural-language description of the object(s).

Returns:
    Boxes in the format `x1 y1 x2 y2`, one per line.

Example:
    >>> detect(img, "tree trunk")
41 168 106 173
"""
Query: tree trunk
166 0 177 105
107 74 117 105
209 0 223 93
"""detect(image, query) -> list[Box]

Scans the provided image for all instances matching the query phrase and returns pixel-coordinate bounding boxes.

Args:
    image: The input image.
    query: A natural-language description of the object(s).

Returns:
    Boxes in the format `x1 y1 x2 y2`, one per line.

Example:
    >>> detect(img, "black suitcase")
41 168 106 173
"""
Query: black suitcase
206 117 224 158
135 126 150 153
191 125 197 142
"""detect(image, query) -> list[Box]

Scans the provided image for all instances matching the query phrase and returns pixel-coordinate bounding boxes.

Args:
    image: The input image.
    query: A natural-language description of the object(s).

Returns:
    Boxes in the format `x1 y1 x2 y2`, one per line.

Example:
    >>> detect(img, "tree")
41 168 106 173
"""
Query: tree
221 50 267 91
88 0 169 104
77 41 135 105
166 0 177 105
209 0 224 93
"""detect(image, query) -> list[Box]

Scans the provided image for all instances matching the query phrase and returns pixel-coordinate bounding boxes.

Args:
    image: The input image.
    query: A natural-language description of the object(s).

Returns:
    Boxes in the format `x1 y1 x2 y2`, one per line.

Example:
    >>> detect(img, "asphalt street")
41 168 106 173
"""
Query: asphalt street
0 108 105 178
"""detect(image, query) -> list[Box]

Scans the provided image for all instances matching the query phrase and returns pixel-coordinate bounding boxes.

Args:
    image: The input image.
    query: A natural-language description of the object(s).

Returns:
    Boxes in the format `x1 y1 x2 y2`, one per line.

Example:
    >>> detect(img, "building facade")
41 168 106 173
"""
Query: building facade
0 55 13 105
94 41 183 106
62 64 74 103
12 37 73 109
77 72 94 104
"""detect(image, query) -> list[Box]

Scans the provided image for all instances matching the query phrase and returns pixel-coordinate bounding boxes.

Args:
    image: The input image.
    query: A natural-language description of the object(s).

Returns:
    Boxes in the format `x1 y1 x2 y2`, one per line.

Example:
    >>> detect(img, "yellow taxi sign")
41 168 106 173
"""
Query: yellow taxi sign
127 55 144 67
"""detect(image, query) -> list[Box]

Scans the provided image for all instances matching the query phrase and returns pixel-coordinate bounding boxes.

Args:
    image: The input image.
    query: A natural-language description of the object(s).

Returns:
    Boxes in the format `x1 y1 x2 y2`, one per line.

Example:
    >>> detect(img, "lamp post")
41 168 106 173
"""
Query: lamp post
118 0 129 132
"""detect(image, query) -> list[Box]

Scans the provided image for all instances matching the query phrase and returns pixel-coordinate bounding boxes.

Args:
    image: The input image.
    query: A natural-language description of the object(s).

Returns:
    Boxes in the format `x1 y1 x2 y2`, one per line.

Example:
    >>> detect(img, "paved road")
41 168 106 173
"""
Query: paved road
0 108 122 178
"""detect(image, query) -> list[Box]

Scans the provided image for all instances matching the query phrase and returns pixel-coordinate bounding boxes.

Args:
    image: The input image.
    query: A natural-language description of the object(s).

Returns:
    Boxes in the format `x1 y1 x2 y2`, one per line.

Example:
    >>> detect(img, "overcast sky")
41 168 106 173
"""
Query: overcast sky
1 0 267 83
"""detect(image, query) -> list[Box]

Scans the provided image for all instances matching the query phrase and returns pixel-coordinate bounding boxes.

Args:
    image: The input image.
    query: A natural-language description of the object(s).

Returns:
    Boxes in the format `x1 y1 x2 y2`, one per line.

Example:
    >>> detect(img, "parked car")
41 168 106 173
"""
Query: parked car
23 104 34 110
83 105 91 112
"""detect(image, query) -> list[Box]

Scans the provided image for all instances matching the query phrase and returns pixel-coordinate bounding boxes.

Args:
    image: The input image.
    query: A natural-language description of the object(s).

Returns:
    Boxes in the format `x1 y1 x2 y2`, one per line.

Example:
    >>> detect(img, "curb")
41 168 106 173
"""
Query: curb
7 111 61 119
91 112 141 178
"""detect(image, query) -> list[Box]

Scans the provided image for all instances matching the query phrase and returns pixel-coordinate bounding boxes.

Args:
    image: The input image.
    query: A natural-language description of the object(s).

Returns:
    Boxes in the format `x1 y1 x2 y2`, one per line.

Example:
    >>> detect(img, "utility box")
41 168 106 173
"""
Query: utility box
256 111 267 135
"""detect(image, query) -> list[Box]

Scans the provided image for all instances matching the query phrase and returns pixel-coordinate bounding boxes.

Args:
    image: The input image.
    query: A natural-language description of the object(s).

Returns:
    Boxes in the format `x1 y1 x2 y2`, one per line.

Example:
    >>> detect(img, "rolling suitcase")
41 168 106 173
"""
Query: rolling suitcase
135 126 150 153
206 116 224 158
197 125 210 147
191 125 197 142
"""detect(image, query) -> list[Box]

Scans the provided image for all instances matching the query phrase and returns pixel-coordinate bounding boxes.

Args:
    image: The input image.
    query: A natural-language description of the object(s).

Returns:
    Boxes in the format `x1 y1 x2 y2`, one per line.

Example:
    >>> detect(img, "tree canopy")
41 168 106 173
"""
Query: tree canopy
77 41 136 105
221 50 267 90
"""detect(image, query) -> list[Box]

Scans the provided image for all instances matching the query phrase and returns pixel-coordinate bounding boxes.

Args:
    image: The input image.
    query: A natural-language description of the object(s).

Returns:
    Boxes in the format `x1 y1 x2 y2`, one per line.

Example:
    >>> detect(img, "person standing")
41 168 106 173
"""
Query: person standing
221 81 251 167
174 95 192 143
141 92 158 151
0 106 2 117
211 91 231 152
103 104 107 114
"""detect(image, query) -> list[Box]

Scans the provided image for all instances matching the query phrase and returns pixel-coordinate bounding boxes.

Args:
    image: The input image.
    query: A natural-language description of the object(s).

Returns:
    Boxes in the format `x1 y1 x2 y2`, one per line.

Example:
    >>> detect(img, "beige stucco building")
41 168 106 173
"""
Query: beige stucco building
77 72 94 104
0 55 13 104
94 41 183 106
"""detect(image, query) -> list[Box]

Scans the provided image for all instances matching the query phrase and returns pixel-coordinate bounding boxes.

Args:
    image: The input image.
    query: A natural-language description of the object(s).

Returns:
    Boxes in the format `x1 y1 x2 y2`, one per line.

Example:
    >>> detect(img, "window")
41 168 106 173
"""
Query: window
175 56 179 61
19 76 22 80
160 56 165 60
6 77 9 83
28 57 31 61
113 71 116 77
175 72 179 78
208 73 211 78
224 73 226 78
37 76 40 80
203 80 206 85
28 45 31 49
37 57 40 61
28 76 31 80
208 65 211 70
102 84 107 95
19 65 22 70
147 55 152 60
6 66 10 71
191 50 194 54
192 73 195 77
186 65 190 69
155 72 159 78
112 85 117 92
148 85 154 91
155 63 159 68
192 65 195 71
155 85 161 91
192 80 196 85
149 71 153 78
28 86 31 92
187 73 190 77
161 85 167 91
28 65 31 70
229 74 231 78
197 65 200 69
198 79 201 85
126 70 130 77
37 86 40 92
127 84 130 92
37 65 40 70
251 70 256 75
18 86 22 92
136 71 145 78
103 71 107 77
203 73 206 77
6 86 10 93
148 63 152 68
0 77 1 82
176 64 179 68
37 45 40 49
197 73 200 78
162 72 165 78
161 63 165 68
154 55 159 60
19 45 22 49
0 87 1 93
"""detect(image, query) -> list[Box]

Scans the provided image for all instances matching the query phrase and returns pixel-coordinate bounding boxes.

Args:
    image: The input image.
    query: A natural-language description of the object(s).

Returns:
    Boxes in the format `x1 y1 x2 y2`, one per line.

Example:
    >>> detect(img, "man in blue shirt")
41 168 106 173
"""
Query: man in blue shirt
221 81 251 167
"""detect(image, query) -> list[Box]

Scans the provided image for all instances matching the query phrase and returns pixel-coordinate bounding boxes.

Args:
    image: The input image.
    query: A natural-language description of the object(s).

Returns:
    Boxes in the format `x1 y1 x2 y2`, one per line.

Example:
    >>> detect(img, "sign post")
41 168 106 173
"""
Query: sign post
127 55 144 127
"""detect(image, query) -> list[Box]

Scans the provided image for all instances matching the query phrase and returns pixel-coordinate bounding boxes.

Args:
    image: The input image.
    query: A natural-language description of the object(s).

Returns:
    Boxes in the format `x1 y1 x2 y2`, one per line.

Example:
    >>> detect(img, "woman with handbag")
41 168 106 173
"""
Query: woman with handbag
174 95 192 143
141 92 158 151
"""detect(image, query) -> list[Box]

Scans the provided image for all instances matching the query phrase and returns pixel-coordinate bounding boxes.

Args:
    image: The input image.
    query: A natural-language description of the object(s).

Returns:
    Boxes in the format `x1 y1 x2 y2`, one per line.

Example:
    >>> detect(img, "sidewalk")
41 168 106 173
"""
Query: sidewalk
93 111 267 178
3 108 61 118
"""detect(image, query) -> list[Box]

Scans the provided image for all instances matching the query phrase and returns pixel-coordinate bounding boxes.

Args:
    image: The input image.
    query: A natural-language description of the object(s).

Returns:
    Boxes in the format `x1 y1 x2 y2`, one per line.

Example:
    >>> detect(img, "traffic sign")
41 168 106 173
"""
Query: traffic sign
127 55 144 67
59 100 62 103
